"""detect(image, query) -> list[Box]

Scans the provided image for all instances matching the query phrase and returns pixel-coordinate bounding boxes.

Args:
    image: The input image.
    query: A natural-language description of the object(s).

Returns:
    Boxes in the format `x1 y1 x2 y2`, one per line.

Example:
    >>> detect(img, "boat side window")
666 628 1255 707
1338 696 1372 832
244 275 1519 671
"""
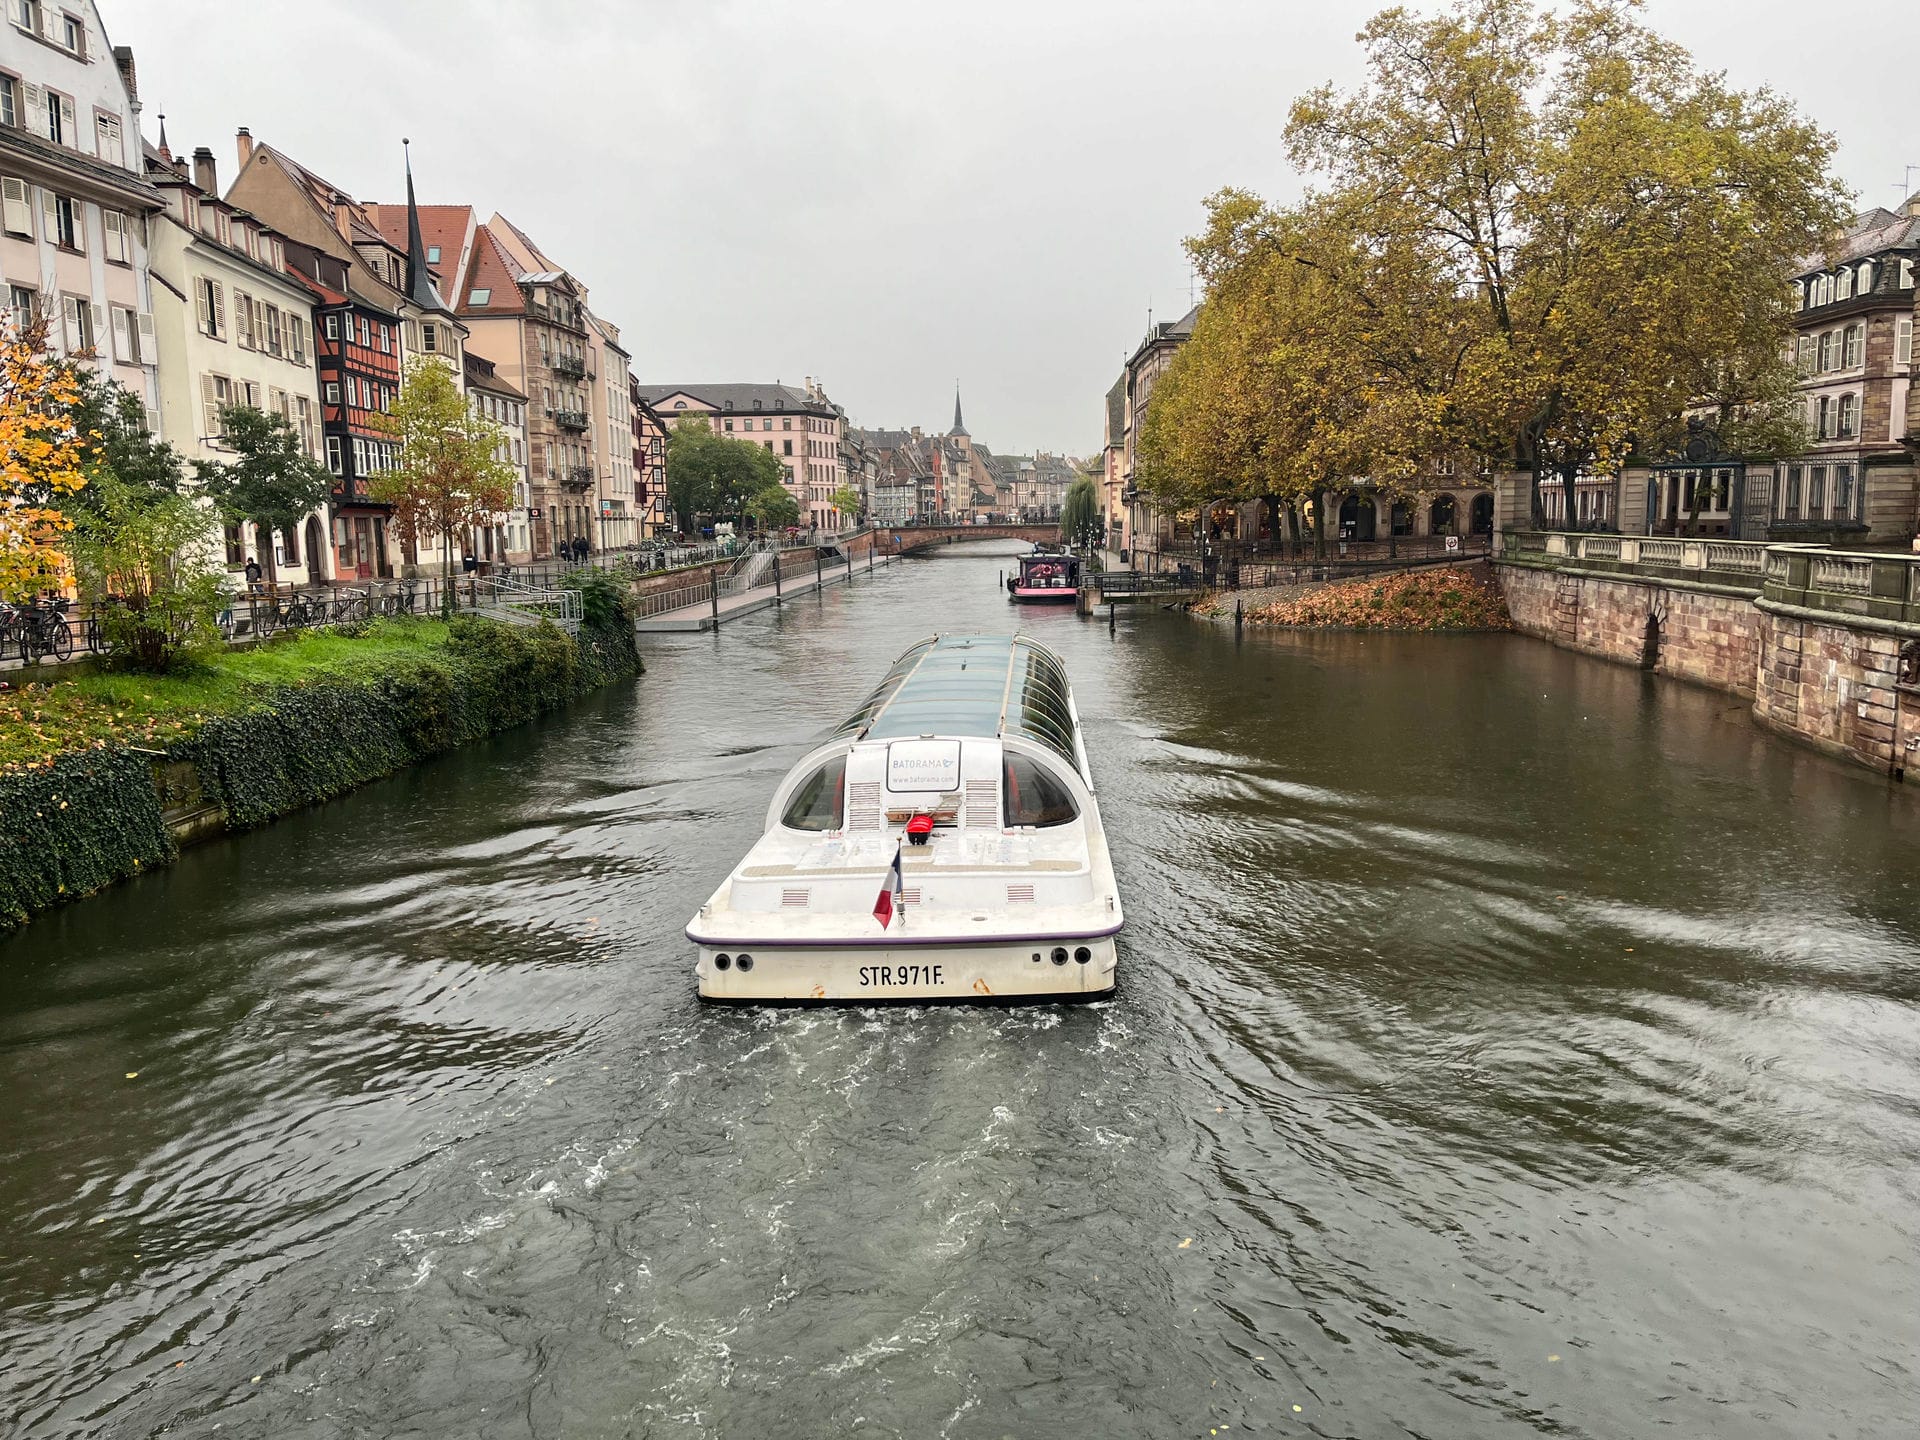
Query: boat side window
1002 755 1078 828
781 756 846 832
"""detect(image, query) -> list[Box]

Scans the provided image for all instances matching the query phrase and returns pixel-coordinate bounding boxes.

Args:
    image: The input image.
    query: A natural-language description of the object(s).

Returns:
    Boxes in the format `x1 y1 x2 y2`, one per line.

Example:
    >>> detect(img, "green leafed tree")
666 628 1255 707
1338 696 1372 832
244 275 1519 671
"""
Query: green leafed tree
747 482 801 532
194 404 335 581
66 470 224 672
666 418 788 532
1059 475 1100 550
369 356 515 611
829 484 863 526
58 365 186 516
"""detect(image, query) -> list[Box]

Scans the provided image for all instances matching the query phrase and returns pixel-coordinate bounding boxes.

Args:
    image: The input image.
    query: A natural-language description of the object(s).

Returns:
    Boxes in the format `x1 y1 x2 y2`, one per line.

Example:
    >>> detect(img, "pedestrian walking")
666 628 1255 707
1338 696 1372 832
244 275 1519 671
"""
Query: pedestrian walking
244 556 263 594
462 552 478 576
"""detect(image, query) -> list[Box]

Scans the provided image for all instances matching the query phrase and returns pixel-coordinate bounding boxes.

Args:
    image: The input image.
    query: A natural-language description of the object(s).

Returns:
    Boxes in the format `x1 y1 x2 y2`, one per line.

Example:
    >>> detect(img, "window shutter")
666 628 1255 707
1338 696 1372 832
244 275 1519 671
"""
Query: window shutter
0 177 28 235
202 374 219 435
143 407 161 436
235 293 253 348
137 312 155 355
103 208 122 260
212 282 225 335
40 188 55 242
21 83 43 132
61 297 80 352
89 302 104 348
110 306 131 360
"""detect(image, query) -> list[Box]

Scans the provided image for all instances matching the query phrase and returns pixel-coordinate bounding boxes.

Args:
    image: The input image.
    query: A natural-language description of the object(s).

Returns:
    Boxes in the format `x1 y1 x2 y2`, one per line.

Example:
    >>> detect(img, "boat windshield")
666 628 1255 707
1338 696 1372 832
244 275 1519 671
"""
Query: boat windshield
1003 753 1078 827
781 754 845 831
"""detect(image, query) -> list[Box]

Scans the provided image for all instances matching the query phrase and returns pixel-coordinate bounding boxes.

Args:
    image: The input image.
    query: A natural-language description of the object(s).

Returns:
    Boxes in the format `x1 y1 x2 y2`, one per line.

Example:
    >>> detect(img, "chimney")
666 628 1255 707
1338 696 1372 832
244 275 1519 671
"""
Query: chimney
236 126 252 170
113 45 138 102
192 146 217 195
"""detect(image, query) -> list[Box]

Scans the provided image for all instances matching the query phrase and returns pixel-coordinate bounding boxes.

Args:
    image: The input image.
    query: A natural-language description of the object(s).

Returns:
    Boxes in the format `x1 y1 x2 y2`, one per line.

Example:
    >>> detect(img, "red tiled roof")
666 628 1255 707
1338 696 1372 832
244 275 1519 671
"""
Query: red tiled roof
461 224 527 315
364 202 475 296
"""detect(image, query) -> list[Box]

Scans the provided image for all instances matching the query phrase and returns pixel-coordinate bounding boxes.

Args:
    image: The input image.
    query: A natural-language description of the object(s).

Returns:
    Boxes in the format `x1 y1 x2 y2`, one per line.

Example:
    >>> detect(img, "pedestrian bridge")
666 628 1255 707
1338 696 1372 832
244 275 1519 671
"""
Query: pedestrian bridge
873 524 1058 556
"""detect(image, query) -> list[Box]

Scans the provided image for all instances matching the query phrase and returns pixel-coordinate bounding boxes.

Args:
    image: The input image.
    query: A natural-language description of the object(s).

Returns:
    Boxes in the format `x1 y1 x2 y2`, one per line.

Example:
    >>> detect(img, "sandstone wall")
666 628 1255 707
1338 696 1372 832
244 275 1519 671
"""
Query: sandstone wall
1498 565 1763 696
1497 562 1920 778
1753 613 1920 772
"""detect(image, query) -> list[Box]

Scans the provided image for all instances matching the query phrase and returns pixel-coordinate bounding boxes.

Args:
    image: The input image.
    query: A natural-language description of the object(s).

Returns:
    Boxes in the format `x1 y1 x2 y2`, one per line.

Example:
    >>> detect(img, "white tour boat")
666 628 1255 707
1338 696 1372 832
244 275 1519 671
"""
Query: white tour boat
688 634 1124 1003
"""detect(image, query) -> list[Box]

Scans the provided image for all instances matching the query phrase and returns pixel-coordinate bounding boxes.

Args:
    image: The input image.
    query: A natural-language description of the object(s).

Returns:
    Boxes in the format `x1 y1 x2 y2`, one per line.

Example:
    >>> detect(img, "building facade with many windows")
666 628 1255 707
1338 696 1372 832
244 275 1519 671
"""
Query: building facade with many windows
1 2 158 415
636 379 852 532
145 142 327 584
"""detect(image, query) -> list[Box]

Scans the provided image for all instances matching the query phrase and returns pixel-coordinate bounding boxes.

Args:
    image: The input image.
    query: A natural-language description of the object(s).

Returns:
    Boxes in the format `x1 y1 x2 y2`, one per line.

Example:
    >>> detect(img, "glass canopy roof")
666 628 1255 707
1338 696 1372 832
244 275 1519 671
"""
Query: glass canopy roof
832 635 1078 766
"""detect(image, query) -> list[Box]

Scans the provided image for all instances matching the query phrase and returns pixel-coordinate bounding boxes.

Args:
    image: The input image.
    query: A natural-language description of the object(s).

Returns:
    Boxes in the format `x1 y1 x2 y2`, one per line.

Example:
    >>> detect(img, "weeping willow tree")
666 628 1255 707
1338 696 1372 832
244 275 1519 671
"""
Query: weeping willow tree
1059 475 1101 550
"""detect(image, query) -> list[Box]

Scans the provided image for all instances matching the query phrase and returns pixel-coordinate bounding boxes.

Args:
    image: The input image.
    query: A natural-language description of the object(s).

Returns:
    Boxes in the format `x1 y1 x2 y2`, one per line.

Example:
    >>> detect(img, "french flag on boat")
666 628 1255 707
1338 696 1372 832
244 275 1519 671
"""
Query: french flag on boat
873 840 905 930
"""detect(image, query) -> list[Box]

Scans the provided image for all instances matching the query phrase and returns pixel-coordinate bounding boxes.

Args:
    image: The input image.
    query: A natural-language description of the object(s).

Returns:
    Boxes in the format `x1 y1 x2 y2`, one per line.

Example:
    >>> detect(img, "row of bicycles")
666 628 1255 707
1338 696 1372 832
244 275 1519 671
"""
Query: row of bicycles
0 584 433 665
0 597 79 663
218 583 426 640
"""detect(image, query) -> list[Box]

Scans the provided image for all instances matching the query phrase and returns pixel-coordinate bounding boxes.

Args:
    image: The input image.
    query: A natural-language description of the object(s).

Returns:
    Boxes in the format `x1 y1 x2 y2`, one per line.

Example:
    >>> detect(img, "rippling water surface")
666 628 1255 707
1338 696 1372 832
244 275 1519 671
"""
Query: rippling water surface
4 544 1919 1438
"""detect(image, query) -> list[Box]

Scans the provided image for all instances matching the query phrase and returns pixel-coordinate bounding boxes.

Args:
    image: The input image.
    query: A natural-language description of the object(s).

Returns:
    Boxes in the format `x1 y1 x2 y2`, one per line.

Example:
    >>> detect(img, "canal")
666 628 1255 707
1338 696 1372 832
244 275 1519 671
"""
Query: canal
3 543 1918 1438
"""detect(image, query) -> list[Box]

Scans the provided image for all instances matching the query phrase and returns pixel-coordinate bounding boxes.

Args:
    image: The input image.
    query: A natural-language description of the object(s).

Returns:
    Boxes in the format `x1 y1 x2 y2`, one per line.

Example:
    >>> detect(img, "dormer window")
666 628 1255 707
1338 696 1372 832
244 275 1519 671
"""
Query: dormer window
1836 267 1852 301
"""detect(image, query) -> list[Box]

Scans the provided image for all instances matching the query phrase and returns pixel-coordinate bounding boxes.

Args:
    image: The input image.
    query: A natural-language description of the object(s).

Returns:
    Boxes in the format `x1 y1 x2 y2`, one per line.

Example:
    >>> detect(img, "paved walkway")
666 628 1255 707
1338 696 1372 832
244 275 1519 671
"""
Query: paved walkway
635 553 899 633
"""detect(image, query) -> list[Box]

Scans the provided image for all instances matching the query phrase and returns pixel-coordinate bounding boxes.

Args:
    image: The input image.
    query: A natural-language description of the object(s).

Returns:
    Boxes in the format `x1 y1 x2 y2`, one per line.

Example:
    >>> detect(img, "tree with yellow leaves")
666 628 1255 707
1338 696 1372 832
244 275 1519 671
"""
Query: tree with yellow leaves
1283 0 1847 525
0 311 88 600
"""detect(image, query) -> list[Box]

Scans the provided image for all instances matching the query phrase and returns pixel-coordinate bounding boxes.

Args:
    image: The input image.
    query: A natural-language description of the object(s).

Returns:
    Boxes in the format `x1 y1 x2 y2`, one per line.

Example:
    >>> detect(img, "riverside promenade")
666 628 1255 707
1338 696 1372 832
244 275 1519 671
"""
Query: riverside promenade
633 551 900 632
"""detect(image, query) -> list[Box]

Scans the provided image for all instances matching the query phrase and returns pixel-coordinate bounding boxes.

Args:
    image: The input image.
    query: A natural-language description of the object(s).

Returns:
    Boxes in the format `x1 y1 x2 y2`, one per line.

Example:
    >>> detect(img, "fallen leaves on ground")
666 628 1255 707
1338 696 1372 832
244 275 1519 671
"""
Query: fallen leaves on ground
1243 567 1512 632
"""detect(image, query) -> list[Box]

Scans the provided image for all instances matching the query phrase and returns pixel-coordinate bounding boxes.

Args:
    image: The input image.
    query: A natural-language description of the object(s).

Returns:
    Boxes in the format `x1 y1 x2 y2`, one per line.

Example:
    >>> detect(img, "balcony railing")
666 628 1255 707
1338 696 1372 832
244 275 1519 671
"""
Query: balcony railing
562 464 595 492
551 355 588 381
551 408 590 432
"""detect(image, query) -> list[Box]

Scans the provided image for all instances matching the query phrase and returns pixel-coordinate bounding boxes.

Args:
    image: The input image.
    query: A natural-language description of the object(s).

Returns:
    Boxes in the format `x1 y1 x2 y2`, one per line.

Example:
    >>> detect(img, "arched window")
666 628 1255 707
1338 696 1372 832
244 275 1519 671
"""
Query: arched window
1002 755 1078 828
1838 393 1858 439
1836 266 1853 301
781 755 845 831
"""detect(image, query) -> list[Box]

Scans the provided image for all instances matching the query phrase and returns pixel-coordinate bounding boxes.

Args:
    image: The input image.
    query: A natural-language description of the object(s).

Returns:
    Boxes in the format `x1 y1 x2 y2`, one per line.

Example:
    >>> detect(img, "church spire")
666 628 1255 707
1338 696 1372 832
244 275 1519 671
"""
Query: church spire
951 382 967 436
155 111 170 163
402 138 450 315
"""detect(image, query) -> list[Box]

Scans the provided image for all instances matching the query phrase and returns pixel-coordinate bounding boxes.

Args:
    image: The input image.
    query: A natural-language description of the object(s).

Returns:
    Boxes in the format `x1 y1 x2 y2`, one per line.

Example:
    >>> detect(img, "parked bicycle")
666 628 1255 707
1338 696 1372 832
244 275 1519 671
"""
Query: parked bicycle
14 598 74 663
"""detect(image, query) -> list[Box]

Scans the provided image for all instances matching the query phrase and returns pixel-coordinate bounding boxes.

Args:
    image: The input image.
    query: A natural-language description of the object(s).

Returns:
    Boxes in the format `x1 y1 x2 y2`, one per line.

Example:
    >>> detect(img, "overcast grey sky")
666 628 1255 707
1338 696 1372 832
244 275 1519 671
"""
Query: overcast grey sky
111 0 1912 458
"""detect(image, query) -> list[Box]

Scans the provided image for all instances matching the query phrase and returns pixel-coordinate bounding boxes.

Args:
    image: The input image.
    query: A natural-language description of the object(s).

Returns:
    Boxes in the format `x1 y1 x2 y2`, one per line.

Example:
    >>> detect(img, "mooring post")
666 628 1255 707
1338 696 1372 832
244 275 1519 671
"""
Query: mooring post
1108 597 1116 635
708 567 720 628
1235 596 1243 633
773 550 782 605
846 544 853 583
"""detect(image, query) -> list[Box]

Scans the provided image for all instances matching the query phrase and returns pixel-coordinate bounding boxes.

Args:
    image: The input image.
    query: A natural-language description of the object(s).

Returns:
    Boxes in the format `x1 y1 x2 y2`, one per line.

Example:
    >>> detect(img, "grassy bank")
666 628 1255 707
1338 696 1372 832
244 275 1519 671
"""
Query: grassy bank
1 612 640 930
1 619 459 774
1215 564 1513 631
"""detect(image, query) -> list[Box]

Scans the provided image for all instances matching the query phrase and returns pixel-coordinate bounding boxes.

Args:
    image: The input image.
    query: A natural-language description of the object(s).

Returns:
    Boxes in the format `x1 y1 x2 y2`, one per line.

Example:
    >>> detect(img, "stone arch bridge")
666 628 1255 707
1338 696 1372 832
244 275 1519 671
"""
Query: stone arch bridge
869 524 1059 556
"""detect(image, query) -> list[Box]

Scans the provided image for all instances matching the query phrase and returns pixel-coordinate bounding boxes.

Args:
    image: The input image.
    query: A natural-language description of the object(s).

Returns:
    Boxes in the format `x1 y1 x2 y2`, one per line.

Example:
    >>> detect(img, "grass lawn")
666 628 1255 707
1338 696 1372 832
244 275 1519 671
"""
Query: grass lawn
1 619 453 775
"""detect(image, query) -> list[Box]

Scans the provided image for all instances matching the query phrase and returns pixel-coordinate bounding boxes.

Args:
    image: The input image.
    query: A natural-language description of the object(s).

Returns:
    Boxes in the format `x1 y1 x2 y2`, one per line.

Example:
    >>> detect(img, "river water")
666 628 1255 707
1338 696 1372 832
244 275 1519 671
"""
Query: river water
3 543 1918 1439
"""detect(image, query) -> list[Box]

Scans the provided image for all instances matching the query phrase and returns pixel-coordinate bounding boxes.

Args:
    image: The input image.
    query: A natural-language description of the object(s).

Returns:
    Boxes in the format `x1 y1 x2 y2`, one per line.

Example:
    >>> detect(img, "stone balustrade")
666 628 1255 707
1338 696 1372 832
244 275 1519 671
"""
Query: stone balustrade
1501 529 1920 633
1501 530 1777 593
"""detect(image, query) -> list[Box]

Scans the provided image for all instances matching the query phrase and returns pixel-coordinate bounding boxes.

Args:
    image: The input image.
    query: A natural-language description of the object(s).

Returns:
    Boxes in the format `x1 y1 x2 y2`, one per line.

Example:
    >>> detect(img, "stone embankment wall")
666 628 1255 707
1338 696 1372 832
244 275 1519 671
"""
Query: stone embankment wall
1499 567 1763 696
1497 564 1920 776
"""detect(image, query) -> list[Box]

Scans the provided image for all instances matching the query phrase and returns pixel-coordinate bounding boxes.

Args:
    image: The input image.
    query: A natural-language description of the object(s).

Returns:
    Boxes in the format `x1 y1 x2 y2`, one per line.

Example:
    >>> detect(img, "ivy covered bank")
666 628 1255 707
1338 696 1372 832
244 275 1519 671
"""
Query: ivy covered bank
0 605 640 933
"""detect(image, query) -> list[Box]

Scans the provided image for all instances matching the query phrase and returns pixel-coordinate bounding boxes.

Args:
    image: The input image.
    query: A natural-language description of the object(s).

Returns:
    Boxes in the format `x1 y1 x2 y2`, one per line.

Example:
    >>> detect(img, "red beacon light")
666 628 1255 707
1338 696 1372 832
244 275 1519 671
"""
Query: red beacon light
905 813 935 846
